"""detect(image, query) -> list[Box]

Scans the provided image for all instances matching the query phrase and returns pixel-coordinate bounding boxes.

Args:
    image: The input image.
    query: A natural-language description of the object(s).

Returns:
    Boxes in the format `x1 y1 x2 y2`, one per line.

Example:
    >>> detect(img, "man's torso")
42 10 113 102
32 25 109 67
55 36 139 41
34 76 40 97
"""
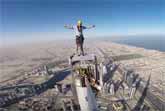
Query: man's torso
73 25 86 36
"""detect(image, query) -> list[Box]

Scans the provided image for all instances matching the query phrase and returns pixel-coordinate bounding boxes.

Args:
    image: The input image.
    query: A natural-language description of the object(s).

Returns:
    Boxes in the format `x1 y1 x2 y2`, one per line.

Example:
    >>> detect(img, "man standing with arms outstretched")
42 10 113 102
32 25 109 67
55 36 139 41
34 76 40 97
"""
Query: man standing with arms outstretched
64 20 95 56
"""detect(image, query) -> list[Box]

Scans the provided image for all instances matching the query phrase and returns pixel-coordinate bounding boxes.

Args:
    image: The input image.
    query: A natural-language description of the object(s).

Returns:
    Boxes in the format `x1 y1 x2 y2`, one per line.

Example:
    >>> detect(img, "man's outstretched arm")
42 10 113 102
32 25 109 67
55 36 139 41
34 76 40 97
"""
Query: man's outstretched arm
84 25 95 29
64 25 74 29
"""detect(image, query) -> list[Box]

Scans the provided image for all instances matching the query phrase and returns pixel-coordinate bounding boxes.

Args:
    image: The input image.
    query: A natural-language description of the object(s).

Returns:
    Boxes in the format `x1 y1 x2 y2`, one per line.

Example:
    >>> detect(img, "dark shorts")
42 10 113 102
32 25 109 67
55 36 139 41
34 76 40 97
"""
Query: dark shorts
76 35 84 46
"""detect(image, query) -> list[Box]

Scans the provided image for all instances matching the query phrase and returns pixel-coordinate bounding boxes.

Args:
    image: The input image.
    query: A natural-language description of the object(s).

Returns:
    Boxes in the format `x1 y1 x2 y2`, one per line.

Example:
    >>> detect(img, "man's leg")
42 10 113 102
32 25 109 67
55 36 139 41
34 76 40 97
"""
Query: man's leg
76 44 78 54
81 36 84 55
76 36 79 55
80 43 84 56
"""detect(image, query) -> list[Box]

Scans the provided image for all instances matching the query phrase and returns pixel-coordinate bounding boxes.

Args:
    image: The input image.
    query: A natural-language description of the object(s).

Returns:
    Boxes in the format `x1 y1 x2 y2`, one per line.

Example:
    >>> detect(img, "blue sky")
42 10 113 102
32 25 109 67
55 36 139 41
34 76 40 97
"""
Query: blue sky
0 0 165 44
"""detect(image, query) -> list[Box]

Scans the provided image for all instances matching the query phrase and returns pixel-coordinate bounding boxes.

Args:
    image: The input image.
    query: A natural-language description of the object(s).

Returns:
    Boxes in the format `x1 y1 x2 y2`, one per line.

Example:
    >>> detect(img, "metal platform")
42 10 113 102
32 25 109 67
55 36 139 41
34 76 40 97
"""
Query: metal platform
71 54 96 63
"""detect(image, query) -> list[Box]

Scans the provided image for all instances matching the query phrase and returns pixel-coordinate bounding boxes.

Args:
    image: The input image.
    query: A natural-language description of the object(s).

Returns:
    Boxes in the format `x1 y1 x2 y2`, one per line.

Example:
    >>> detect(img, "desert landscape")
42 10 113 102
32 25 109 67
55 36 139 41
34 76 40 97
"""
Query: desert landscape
0 39 165 110
0 40 165 87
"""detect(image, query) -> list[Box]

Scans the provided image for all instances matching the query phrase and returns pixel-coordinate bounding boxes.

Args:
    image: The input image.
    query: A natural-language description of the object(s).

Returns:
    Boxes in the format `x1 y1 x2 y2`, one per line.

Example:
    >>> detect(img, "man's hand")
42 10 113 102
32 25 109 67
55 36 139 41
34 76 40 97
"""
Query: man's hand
86 25 95 29
64 25 73 29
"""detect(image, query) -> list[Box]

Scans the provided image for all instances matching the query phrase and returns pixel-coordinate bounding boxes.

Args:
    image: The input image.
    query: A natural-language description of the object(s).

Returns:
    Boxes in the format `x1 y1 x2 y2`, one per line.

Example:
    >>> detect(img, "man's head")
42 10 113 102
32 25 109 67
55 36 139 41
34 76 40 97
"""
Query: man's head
77 20 82 26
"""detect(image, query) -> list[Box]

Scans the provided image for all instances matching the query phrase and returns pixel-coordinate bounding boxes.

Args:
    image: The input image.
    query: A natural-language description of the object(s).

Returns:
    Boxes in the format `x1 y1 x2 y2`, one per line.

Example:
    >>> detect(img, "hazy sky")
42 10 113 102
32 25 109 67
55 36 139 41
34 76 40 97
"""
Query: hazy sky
0 0 165 44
